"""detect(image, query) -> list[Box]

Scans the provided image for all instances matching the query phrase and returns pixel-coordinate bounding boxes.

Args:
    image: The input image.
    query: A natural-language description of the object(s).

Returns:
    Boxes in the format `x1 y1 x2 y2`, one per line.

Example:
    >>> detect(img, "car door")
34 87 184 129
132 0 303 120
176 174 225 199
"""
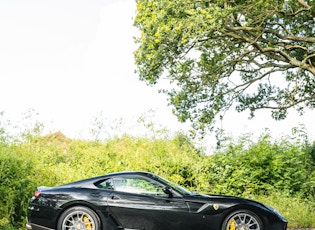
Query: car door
184 195 226 230
107 175 189 230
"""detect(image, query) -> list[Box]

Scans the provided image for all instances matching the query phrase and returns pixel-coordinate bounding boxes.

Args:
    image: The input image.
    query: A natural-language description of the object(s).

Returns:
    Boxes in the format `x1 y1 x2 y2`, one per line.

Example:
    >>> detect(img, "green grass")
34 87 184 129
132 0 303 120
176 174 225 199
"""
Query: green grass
252 193 315 228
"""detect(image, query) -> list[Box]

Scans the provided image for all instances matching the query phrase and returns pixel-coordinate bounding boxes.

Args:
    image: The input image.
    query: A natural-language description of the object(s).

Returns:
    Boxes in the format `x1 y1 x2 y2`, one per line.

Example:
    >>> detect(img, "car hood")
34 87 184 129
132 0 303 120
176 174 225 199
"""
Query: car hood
186 193 266 207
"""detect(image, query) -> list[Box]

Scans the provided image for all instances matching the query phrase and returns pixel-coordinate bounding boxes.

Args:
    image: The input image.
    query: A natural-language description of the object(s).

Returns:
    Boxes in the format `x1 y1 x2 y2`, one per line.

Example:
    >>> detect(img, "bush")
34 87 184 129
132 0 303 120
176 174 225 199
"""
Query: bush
205 134 314 198
0 148 35 228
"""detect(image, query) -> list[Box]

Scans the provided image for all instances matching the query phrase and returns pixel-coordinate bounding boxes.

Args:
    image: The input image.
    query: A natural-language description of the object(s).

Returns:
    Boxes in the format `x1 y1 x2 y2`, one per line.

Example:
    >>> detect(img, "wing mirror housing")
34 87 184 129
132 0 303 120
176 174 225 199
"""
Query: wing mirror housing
163 186 173 198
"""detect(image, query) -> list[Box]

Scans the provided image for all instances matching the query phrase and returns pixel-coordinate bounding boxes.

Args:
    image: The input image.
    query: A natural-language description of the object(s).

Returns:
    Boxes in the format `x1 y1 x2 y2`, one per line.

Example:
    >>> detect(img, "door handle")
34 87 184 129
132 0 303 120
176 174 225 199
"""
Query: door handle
111 195 120 200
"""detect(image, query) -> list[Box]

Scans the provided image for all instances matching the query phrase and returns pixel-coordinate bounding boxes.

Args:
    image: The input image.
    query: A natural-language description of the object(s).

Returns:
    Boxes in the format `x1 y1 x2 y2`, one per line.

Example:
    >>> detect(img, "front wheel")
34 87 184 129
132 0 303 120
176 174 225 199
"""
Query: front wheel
57 206 100 230
222 209 263 230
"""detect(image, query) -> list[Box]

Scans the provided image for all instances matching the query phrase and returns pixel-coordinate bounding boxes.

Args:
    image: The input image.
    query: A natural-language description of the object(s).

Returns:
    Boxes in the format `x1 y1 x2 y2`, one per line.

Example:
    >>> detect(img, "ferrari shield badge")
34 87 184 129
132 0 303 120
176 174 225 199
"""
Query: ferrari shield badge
213 204 219 210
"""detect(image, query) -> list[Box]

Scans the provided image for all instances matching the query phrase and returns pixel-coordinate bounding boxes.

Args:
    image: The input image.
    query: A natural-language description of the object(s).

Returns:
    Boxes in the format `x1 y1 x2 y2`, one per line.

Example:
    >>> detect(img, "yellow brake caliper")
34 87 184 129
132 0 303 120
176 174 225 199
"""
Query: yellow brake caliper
228 220 236 230
83 215 93 229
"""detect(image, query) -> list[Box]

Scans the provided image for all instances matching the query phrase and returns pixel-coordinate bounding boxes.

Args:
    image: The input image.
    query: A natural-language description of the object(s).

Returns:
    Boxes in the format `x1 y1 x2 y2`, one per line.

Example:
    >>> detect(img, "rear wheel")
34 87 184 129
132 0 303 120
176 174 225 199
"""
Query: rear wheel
57 206 100 230
222 210 263 230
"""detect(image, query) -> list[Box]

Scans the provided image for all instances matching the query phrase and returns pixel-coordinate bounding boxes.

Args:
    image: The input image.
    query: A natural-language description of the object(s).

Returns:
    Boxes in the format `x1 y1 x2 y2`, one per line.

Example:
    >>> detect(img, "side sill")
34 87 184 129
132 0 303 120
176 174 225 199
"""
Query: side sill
26 223 54 230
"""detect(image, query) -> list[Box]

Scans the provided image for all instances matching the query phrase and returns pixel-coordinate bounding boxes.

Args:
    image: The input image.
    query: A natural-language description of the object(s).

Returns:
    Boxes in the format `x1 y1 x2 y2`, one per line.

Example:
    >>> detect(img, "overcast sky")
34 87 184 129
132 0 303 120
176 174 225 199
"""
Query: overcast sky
0 0 314 148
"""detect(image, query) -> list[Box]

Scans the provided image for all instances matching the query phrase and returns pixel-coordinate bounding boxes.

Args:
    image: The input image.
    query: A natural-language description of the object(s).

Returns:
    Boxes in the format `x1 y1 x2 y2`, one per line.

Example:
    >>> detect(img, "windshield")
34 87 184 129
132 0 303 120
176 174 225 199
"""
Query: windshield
151 173 192 196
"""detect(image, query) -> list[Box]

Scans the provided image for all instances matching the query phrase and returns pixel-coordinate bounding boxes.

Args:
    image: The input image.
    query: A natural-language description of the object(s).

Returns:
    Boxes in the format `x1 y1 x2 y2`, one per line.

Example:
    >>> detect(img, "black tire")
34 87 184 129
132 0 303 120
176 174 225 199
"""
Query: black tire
222 209 263 230
57 206 100 230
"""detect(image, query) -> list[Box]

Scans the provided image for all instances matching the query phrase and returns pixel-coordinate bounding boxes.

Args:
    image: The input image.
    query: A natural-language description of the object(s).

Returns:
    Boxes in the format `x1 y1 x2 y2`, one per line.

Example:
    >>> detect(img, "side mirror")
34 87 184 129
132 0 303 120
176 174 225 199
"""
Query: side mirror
163 186 173 198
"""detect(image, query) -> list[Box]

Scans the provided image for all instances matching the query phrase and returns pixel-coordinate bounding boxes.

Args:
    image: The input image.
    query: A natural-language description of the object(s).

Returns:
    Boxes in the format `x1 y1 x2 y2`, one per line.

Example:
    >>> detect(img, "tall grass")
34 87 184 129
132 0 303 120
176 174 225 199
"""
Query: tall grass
252 193 315 228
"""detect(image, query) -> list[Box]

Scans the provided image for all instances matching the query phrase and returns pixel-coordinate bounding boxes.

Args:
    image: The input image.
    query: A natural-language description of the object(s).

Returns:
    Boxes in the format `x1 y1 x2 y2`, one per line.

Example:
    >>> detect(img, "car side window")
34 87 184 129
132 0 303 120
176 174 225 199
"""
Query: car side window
95 179 114 190
112 176 167 197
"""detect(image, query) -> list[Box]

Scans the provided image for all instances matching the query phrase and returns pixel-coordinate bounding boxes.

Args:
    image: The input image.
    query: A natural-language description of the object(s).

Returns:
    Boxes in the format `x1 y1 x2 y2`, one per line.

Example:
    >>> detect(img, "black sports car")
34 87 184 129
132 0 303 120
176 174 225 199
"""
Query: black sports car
26 171 287 230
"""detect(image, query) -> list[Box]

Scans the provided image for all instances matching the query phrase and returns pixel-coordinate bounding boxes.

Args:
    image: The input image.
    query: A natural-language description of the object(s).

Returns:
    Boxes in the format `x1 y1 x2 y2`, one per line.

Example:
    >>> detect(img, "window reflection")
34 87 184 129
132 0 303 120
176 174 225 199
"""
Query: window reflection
112 176 167 196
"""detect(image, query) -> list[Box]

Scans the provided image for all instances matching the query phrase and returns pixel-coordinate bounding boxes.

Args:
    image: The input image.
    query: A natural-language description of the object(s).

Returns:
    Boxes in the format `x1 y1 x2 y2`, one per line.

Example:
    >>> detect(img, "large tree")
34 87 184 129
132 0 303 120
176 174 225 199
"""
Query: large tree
133 0 315 132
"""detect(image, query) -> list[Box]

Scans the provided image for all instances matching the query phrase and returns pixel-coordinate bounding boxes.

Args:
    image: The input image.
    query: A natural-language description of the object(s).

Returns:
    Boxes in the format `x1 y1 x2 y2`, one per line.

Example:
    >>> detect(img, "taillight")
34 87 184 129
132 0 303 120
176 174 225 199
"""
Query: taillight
34 190 41 198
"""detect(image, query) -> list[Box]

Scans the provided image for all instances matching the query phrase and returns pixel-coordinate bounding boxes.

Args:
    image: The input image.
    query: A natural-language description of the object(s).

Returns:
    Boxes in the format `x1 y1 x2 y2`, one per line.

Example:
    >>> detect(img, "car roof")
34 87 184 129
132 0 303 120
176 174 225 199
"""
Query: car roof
104 171 153 177
53 171 153 189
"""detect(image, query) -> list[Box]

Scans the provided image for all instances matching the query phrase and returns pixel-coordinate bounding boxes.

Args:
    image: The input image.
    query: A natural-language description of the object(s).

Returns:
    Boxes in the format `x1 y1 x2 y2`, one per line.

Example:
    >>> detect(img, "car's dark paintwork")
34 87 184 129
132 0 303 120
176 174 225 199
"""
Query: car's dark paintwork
26 171 287 230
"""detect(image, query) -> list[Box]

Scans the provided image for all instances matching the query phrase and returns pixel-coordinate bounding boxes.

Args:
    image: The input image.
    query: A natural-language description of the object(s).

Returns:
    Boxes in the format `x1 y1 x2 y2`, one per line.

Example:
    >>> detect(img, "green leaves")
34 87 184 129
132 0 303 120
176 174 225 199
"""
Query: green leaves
206 132 314 198
134 0 315 133
0 152 35 228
